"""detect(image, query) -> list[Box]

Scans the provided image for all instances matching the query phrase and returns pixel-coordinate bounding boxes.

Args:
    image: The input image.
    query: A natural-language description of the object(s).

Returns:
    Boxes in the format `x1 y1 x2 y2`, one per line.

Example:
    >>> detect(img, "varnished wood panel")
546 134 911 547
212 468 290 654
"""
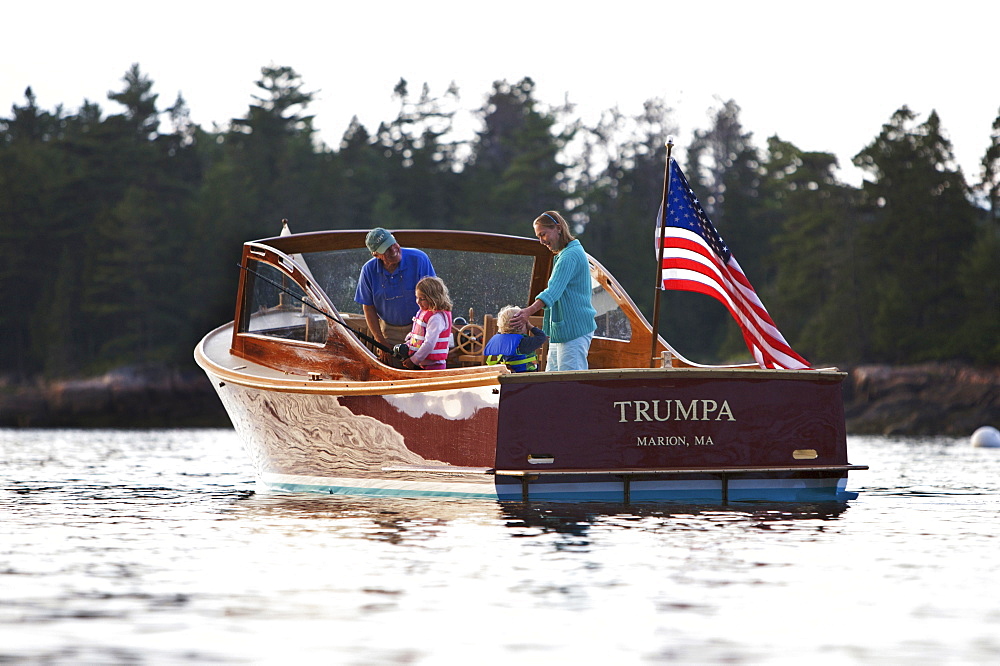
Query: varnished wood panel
495 374 848 471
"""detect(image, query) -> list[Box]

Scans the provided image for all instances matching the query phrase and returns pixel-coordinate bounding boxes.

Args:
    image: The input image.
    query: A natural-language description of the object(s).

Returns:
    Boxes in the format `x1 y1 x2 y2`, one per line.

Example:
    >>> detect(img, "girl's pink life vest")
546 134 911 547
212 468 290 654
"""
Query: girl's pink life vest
407 309 453 369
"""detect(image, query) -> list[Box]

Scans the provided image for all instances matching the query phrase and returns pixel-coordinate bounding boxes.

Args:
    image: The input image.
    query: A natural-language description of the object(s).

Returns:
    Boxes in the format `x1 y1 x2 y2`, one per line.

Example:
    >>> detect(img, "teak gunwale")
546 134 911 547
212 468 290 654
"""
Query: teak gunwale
196 323 507 396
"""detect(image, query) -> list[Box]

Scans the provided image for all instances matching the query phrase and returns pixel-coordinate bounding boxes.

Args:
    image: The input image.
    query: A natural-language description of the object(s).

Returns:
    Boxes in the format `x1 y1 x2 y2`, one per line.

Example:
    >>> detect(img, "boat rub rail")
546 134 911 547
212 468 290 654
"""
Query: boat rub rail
383 464 870 475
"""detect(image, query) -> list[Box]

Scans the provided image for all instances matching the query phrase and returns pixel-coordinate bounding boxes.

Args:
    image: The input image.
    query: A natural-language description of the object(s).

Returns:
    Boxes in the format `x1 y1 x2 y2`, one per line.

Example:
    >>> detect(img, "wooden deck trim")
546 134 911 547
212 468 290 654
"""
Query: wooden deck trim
382 465 495 475
195 324 506 396
493 465 869 477
498 366 847 384
253 229 554 260
203 365 504 395
378 464 869 477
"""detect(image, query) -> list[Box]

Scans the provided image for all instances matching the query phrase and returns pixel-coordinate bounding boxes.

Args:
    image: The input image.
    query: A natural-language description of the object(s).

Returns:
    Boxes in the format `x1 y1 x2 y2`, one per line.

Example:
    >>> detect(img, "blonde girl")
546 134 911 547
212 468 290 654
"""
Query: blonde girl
402 276 453 370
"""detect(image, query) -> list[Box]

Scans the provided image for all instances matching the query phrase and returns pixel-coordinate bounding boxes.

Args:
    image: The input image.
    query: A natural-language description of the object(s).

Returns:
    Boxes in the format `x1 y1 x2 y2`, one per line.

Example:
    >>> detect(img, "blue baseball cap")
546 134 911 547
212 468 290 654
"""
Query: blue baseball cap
365 227 397 254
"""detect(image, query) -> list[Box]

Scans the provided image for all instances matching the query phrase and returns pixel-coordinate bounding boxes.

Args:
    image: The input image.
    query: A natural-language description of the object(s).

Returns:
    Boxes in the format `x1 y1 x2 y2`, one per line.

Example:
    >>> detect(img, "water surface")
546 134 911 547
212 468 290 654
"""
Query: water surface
2 429 998 663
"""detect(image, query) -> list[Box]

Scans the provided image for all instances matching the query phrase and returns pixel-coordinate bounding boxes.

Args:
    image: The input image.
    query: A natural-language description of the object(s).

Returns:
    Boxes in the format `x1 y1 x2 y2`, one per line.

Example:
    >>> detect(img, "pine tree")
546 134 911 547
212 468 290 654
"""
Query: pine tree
375 79 463 229
979 107 1000 221
685 100 765 362
460 78 570 235
764 136 867 363
956 107 1000 363
576 100 678 325
79 65 197 369
853 107 978 361
0 89 76 376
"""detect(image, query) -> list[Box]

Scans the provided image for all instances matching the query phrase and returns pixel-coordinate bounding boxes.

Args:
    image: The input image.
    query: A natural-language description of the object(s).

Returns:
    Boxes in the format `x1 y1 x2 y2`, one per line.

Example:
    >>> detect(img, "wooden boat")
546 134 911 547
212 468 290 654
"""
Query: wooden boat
194 226 866 503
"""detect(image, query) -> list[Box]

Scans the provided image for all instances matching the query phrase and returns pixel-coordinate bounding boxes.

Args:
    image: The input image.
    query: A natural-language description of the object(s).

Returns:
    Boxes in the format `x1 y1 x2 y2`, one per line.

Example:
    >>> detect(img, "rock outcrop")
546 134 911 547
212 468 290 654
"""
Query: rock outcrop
843 363 999 437
0 365 228 428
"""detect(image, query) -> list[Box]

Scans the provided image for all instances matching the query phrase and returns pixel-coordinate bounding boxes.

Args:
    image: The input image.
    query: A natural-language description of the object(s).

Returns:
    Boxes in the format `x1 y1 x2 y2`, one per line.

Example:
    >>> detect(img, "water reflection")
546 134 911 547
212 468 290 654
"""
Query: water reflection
497 501 853 554
221 491 858 564
3 431 1000 664
230 493 853 540
230 494 505 544
502 501 851 528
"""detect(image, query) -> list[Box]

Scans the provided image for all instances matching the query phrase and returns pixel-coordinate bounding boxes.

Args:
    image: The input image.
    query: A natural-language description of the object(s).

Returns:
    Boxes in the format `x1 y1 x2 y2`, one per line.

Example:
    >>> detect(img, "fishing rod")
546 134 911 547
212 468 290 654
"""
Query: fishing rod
236 263 407 358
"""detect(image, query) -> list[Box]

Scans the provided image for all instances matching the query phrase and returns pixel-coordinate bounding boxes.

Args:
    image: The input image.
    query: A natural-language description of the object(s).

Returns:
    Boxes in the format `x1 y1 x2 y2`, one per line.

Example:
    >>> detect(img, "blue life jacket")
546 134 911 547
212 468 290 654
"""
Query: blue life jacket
483 333 538 372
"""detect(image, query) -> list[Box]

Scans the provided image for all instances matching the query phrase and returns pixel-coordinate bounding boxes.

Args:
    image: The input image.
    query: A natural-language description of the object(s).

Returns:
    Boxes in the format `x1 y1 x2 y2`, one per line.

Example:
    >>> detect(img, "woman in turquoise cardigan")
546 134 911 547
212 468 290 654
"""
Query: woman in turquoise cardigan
511 211 597 371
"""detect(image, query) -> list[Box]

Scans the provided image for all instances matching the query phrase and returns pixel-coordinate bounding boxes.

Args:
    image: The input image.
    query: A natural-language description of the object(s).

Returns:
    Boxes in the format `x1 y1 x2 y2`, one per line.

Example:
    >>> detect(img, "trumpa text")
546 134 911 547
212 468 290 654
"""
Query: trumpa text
614 399 735 423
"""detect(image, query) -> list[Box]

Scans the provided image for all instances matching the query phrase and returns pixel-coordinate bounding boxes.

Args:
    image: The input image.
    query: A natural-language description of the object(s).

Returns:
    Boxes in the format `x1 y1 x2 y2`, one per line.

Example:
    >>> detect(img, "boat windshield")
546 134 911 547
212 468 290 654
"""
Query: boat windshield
294 246 634 341
291 246 537 325
592 275 632 341
243 260 329 344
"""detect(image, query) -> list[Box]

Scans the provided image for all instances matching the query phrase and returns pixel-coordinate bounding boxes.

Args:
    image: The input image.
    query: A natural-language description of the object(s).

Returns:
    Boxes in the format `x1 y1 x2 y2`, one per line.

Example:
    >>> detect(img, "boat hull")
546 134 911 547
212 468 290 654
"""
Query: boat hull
207 370 502 498
204 366 860 503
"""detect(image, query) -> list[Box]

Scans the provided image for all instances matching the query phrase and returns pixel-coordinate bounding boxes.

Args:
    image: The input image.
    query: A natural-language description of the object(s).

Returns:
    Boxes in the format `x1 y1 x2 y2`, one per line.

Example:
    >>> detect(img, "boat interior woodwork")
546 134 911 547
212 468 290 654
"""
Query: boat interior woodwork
202 227 840 387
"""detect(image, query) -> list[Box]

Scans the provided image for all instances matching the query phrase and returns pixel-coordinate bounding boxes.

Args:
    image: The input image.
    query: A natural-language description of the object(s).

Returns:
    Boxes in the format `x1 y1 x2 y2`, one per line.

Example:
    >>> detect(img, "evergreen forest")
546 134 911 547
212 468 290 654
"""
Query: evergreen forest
2 64 998 380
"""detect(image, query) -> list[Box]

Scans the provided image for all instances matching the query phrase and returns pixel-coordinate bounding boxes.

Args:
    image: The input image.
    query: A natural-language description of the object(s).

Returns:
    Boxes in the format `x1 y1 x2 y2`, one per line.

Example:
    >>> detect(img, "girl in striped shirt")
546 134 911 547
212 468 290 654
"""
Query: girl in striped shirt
401 276 453 370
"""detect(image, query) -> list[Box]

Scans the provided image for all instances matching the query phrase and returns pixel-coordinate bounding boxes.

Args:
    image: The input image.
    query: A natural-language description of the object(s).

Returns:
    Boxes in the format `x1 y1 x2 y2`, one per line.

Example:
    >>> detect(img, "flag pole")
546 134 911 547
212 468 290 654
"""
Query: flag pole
649 137 675 367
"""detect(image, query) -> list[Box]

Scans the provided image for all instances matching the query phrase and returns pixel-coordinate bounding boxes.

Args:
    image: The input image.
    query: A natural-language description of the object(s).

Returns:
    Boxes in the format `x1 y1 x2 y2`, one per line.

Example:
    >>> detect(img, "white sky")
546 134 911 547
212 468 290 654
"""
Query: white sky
3 1 997 188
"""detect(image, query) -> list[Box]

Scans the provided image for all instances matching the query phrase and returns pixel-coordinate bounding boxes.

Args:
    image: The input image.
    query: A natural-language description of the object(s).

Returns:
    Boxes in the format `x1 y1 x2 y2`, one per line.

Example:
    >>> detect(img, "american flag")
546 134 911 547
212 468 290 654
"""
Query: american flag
656 158 809 369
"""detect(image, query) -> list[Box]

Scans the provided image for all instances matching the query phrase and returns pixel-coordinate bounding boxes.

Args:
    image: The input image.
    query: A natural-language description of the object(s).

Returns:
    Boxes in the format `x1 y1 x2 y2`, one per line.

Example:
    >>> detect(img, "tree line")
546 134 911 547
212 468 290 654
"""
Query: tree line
1 64 997 380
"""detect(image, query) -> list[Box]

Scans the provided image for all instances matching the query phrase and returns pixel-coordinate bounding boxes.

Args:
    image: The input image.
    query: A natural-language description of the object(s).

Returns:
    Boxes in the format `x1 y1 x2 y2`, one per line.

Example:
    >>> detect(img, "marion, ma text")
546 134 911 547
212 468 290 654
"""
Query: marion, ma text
613 400 735 422
635 435 715 446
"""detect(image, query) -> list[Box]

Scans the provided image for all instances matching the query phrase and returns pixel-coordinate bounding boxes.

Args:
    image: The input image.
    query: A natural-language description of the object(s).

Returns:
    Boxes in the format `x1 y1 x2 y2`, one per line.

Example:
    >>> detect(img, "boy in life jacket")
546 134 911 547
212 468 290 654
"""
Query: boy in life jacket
483 305 548 372
401 276 453 370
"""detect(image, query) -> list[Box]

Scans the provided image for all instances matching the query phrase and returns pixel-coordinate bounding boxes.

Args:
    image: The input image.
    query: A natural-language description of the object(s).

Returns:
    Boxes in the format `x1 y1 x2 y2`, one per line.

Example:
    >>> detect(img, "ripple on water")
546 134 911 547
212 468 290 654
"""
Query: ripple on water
1 431 999 663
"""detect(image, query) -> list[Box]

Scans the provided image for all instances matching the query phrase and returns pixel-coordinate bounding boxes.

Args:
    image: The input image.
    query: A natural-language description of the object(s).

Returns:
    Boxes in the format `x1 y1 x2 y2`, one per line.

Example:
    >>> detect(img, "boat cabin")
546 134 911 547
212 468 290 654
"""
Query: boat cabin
229 228 680 382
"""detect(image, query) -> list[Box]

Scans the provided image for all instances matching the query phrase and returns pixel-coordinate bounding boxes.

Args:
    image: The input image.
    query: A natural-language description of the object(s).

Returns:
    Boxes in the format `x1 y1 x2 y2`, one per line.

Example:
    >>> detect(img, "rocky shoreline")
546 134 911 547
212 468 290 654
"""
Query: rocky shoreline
842 362 998 437
1 362 997 436
0 365 229 429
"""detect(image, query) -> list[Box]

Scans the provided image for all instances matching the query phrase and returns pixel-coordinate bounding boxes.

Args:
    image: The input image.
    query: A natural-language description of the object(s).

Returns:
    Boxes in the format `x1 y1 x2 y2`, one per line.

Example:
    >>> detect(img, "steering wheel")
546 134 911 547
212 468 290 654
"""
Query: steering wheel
453 323 484 355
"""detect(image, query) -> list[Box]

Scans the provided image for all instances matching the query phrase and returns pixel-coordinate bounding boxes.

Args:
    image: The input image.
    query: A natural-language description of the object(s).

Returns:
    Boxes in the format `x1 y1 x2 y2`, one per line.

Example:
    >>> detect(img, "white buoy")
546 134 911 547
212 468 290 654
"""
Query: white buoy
971 426 1000 448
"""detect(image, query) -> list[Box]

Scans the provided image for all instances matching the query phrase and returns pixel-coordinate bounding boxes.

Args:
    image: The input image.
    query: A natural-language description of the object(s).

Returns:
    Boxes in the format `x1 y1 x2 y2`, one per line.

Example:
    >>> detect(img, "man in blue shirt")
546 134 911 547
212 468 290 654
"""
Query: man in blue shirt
354 227 436 361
